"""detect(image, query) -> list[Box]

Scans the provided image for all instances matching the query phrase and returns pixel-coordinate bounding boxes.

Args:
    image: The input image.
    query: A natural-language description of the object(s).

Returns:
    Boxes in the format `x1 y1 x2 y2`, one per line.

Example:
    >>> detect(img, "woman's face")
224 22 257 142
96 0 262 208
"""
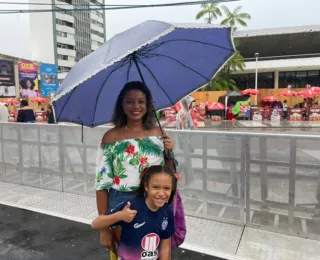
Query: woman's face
122 89 147 123
26 80 32 89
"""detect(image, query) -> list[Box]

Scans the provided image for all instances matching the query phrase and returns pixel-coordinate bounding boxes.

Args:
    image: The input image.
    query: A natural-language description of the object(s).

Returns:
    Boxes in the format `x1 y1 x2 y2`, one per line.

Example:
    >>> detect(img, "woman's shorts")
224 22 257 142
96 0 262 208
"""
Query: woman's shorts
108 188 136 212
108 189 136 229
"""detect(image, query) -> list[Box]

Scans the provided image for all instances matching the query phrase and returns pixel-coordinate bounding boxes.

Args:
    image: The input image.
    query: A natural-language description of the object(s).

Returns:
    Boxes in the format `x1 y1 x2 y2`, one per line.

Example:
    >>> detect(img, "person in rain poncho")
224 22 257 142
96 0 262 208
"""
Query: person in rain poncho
175 95 195 186
176 96 195 130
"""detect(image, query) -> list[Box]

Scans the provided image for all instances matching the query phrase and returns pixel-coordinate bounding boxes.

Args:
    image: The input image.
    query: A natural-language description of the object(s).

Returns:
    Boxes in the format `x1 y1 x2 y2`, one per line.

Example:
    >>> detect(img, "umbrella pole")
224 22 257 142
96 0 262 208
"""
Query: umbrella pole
132 55 165 136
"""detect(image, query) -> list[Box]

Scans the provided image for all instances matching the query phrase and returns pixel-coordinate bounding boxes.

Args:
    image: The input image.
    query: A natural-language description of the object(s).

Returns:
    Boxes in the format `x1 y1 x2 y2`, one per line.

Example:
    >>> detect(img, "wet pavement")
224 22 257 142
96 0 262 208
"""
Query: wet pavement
0 204 225 260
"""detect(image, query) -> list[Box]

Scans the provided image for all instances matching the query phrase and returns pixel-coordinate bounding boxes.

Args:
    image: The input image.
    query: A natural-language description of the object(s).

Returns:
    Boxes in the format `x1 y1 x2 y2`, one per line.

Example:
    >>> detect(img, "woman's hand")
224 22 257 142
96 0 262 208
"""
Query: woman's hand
163 135 174 151
100 229 116 253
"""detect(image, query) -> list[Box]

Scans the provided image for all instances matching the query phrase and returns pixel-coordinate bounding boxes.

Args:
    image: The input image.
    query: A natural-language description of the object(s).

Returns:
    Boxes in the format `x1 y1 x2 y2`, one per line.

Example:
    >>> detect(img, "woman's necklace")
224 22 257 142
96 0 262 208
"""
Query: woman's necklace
124 126 147 136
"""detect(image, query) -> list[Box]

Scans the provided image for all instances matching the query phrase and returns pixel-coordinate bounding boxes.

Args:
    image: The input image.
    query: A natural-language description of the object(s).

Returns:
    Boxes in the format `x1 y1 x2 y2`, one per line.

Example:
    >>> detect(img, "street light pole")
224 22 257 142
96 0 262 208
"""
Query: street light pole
255 53 259 106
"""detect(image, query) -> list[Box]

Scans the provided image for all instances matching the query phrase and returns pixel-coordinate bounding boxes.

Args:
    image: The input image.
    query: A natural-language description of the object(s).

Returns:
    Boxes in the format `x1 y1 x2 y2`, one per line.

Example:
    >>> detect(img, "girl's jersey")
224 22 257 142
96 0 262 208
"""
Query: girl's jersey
106 196 174 260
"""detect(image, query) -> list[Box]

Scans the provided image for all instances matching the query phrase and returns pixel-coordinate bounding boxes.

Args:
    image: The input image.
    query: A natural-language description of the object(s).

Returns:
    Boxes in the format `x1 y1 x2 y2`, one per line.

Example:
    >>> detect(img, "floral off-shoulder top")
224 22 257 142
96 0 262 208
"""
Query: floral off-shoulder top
95 136 165 192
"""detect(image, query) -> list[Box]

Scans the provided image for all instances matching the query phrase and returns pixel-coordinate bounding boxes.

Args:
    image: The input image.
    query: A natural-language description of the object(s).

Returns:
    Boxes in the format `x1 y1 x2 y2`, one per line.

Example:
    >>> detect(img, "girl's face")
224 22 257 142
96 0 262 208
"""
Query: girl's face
122 89 147 123
145 173 173 211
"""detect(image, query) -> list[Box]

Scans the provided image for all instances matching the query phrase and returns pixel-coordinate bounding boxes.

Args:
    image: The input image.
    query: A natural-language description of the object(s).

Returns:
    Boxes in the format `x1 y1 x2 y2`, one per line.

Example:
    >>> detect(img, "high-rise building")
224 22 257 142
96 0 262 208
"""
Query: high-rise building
54 0 106 82
19 0 106 83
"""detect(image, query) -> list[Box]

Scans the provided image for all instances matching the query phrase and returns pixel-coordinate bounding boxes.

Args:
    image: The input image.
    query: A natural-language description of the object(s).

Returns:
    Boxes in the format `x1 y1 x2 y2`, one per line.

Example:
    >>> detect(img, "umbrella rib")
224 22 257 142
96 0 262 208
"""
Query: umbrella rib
143 39 235 55
136 57 174 105
91 58 131 127
147 53 210 81
126 59 133 81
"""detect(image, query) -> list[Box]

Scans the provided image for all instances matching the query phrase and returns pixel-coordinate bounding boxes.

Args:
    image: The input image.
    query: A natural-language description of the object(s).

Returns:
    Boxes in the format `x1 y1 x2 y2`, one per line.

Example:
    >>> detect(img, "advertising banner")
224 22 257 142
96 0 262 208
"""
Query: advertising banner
18 62 39 98
0 60 16 97
40 63 58 97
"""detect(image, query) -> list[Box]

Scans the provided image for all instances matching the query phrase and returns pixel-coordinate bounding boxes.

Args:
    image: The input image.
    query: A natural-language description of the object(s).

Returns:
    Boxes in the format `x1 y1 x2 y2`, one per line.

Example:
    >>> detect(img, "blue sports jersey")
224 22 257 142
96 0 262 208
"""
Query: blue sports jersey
106 196 174 260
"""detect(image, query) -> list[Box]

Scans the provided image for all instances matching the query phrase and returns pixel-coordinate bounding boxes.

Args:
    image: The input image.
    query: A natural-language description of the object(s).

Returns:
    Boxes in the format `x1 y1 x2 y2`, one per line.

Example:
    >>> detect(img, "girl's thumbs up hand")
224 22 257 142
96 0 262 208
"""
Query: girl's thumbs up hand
121 202 137 223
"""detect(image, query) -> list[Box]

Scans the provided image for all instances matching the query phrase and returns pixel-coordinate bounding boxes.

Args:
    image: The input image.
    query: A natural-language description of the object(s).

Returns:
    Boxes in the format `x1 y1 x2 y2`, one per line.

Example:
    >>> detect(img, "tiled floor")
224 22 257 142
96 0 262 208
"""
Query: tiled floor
1 181 320 260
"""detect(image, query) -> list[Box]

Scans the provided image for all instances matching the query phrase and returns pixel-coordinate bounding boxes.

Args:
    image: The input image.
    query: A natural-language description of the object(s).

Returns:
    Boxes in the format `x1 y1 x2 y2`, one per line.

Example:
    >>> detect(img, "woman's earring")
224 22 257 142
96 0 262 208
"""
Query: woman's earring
144 191 147 198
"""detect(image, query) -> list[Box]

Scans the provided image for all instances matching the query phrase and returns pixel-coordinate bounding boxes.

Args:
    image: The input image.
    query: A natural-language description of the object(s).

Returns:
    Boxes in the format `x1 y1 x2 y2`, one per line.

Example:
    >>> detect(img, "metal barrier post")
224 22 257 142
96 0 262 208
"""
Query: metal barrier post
37 126 43 187
17 125 23 184
244 135 251 224
259 137 268 207
0 124 5 180
288 137 297 227
58 125 65 192
202 135 208 216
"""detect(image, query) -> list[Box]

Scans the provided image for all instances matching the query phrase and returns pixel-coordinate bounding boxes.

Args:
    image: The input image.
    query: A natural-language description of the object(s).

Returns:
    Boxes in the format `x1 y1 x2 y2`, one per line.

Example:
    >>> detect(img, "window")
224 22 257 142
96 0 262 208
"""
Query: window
58 66 70 72
56 19 73 28
57 0 72 4
57 43 75 50
57 54 68 61
91 29 104 38
91 19 103 28
278 71 320 88
231 73 274 90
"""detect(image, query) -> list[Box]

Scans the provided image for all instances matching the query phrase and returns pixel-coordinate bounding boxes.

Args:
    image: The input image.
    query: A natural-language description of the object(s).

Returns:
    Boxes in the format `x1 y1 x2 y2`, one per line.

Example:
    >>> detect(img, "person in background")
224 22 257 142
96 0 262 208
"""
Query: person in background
283 100 288 120
17 100 36 123
0 102 9 122
176 96 194 130
47 105 55 124
175 96 194 186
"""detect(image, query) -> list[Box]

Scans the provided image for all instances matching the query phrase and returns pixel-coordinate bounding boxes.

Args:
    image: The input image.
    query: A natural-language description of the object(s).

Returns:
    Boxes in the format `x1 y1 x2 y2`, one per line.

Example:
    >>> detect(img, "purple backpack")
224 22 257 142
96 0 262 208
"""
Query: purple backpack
171 190 187 249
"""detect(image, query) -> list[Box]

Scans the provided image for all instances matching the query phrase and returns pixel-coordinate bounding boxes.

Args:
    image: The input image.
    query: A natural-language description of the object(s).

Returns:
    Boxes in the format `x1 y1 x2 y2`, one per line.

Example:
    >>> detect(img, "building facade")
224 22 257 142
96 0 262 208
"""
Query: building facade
54 0 106 82
232 25 320 90
25 0 106 83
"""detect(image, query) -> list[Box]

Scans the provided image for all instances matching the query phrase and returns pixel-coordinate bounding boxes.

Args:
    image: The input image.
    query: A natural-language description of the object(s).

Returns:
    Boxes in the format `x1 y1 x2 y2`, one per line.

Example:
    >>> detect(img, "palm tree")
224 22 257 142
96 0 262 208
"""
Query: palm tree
202 73 238 91
225 39 245 74
220 5 251 31
195 3 222 24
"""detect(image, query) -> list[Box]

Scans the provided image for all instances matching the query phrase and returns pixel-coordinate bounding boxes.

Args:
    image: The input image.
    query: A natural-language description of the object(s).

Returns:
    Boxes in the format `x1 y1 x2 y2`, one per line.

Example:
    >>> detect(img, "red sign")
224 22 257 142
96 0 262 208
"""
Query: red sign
308 108 320 121
288 108 304 121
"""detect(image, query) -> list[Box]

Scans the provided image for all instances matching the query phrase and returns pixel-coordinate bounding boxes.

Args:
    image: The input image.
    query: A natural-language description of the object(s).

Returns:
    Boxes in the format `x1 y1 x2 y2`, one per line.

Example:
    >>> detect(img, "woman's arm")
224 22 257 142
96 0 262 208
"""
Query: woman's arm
91 212 123 230
159 238 171 260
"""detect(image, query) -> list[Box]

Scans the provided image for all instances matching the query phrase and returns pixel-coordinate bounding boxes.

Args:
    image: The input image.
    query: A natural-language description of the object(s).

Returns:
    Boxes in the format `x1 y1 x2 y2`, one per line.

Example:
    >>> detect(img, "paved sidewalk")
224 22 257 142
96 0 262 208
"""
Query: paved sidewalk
1 181 320 260
0 204 225 260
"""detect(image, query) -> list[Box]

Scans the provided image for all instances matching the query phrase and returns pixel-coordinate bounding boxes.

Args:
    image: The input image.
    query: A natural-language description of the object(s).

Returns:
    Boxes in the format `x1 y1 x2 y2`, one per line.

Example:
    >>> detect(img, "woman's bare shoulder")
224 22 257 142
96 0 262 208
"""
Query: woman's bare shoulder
101 128 122 143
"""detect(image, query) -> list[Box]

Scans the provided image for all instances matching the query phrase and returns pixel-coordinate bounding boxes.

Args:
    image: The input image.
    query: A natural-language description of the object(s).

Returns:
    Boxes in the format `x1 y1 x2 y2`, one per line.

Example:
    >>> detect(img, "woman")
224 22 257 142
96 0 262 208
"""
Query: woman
47 105 55 124
20 79 37 98
95 81 175 255
17 100 36 123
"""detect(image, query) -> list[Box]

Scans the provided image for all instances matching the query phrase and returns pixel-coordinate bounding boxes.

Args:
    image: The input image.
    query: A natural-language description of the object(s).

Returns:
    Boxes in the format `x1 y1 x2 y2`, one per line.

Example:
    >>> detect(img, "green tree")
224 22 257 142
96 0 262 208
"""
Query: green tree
195 3 222 24
201 72 238 91
220 5 251 31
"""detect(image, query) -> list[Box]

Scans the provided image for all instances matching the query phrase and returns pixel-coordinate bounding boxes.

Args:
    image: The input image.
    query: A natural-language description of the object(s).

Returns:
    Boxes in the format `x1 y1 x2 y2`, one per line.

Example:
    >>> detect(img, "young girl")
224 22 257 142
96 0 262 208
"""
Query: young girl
92 165 177 260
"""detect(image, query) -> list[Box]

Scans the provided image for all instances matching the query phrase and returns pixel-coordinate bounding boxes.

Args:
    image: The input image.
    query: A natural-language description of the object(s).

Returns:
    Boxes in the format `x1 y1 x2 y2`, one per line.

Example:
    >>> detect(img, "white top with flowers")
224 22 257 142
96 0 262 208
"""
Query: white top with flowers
95 136 165 192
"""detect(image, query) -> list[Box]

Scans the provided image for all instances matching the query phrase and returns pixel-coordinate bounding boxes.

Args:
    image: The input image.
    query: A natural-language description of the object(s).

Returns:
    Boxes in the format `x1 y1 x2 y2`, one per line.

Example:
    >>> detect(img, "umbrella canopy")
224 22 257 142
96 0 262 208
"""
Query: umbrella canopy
31 97 47 103
262 96 280 102
207 102 225 110
279 89 298 97
52 20 235 127
4 98 19 105
241 88 260 96
297 89 318 97
310 86 320 93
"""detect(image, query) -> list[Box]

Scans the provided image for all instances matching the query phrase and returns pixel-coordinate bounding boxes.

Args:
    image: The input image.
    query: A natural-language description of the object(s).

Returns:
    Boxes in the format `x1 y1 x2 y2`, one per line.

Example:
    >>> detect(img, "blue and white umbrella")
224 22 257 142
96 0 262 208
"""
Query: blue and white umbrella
52 20 236 127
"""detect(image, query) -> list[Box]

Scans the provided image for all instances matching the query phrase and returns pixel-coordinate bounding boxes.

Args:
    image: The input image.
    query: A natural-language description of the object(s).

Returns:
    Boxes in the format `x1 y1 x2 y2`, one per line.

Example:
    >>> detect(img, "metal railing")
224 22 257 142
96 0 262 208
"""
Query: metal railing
1 122 320 240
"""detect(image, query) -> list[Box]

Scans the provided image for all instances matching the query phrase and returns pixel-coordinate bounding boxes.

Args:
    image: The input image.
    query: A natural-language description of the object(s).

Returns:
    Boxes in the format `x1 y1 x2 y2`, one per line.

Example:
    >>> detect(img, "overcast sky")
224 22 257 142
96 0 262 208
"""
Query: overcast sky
0 0 319 59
